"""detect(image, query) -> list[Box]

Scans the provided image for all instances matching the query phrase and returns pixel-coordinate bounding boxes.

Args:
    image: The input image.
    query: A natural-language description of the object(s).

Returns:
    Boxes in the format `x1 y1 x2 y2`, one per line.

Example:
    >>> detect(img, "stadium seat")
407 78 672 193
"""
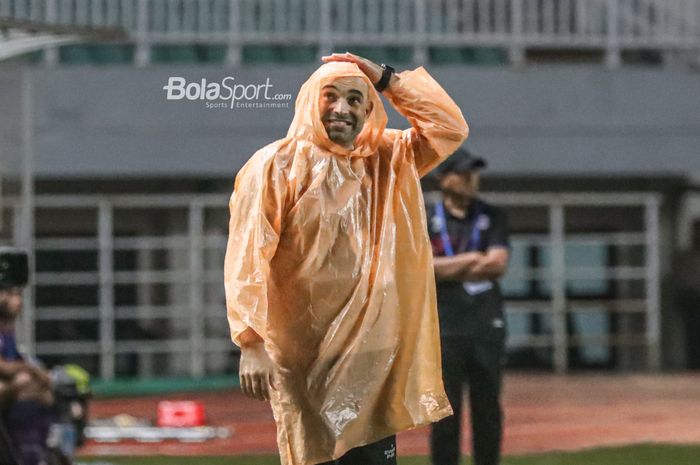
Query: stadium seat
242 45 316 64
59 45 134 65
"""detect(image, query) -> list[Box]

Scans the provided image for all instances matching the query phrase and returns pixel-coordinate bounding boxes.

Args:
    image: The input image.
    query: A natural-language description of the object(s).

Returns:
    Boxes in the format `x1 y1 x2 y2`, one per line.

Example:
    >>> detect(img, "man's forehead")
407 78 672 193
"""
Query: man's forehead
322 76 369 96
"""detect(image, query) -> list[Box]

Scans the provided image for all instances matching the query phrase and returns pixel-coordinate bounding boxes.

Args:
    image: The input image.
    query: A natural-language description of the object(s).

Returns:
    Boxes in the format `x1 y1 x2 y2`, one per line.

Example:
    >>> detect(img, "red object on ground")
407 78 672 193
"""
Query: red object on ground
157 400 206 427
83 374 700 457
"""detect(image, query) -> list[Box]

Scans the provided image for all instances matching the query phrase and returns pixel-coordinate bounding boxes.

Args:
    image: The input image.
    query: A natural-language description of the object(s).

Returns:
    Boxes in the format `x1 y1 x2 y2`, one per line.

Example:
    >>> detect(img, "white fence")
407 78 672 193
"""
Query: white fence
4 191 661 379
1 0 700 66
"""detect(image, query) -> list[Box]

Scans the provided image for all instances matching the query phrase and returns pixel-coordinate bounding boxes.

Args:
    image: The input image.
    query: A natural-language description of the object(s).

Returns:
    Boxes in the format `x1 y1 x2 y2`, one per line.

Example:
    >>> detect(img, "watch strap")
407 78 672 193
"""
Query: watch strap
374 64 395 92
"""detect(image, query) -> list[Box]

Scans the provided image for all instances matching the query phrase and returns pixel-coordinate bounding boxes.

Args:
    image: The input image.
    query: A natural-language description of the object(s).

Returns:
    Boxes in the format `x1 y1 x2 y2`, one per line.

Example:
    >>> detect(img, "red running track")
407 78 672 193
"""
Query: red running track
80 373 700 457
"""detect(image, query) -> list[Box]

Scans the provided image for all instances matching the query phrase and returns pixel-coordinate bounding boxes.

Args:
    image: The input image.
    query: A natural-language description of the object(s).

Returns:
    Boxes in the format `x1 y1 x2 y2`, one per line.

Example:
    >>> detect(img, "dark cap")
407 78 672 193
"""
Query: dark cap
438 148 487 175
0 247 29 289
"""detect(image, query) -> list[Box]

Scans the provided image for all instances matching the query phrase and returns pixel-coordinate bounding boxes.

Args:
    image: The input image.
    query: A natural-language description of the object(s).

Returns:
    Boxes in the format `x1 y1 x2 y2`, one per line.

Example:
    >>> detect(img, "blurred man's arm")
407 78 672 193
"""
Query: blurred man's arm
435 206 510 282
0 357 52 387
0 358 25 378
24 362 52 388
381 69 468 177
225 149 289 402
434 248 509 282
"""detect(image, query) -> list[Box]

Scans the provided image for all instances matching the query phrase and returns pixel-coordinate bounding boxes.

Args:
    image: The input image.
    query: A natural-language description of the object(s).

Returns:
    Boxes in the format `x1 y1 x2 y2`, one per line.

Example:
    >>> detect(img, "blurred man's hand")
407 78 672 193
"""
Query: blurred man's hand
321 52 383 85
239 342 276 401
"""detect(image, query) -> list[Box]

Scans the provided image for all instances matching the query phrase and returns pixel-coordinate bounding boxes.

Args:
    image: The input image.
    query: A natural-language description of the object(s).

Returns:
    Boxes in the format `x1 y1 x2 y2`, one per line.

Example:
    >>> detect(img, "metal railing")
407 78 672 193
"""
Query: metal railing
487 192 661 373
1 0 699 66
4 191 661 379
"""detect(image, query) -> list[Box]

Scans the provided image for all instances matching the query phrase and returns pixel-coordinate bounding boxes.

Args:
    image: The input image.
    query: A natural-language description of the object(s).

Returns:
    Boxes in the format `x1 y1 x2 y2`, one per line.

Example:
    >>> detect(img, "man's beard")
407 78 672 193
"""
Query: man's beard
323 114 358 146
442 188 472 206
0 301 16 324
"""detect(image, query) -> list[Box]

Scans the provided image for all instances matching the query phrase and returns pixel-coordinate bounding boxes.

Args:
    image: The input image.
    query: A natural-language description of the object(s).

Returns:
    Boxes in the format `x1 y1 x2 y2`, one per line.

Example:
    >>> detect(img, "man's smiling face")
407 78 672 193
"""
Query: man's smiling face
319 76 373 149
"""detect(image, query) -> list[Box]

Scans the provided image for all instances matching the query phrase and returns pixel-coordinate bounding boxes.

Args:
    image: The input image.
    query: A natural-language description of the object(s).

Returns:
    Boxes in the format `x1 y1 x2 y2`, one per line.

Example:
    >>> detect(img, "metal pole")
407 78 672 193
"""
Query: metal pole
18 65 36 357
226 0 242 67
413 0 428 65
645 196 662 371
135 0 151 67
43 0 59 66
605 0 621 68
98 201 115 380
319 0 333 57
189 202 205 378
550 203 567 373
510 0 526 67
136 239 155 378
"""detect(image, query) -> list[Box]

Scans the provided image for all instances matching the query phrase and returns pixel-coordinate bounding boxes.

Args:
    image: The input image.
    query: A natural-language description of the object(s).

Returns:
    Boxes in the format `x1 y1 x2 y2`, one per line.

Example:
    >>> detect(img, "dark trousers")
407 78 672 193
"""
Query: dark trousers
4 401 55 465
431 335 505 465
317 435 397 465
0 419 22 465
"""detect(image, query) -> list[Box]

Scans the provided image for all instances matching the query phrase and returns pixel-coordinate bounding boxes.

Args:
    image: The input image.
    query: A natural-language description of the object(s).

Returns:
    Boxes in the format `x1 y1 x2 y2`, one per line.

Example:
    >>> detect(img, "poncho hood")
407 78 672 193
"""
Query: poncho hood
286 62 388 158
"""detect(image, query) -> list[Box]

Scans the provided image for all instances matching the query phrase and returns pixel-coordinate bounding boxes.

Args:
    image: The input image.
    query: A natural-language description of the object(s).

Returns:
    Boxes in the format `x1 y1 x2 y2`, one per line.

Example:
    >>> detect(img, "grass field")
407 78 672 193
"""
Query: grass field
79 444 700 465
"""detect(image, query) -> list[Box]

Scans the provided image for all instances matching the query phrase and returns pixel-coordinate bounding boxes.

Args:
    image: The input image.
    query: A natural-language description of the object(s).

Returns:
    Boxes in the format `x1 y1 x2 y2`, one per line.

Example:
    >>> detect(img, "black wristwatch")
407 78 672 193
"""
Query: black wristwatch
374 64 395 92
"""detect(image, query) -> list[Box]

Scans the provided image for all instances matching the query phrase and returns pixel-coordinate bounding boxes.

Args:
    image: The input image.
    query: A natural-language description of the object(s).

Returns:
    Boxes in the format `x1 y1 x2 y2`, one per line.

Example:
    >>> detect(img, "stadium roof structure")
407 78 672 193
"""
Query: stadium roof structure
0 16 125 61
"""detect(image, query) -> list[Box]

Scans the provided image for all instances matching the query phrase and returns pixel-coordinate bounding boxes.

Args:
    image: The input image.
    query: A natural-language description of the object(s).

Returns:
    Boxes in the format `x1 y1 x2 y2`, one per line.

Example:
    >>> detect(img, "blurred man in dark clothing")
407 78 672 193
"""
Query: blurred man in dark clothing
674 224 700 370
0 247 55 465
428 149 510 465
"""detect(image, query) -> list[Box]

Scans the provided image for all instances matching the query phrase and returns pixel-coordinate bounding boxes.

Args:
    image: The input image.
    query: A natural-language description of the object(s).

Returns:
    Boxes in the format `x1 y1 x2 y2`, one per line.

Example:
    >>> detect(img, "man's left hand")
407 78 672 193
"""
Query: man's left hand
321 52 383 85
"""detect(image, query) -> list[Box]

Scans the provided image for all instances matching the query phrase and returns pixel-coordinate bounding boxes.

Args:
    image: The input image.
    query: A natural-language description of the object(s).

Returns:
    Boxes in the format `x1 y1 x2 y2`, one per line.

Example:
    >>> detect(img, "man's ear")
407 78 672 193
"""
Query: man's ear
366 100 374 117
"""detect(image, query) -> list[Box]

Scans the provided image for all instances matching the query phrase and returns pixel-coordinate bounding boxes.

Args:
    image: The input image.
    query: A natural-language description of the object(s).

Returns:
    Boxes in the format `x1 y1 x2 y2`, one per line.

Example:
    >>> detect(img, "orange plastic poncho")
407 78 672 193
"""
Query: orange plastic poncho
225 62 468 465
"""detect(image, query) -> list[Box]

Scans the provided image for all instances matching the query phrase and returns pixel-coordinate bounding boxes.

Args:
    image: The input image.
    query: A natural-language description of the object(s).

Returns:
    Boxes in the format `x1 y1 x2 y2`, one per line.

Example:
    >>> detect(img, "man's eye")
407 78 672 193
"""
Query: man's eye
349 97 360 105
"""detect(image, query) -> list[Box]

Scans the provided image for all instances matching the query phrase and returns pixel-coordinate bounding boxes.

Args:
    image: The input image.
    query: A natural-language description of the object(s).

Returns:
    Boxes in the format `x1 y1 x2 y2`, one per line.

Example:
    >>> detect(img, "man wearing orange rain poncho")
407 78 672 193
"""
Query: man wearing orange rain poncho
224 53 469 465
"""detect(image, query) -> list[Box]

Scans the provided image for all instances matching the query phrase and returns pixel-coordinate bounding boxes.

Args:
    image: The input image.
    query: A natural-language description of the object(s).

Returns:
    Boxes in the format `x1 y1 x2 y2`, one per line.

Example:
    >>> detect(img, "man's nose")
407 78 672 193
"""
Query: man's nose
331 98 351 114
